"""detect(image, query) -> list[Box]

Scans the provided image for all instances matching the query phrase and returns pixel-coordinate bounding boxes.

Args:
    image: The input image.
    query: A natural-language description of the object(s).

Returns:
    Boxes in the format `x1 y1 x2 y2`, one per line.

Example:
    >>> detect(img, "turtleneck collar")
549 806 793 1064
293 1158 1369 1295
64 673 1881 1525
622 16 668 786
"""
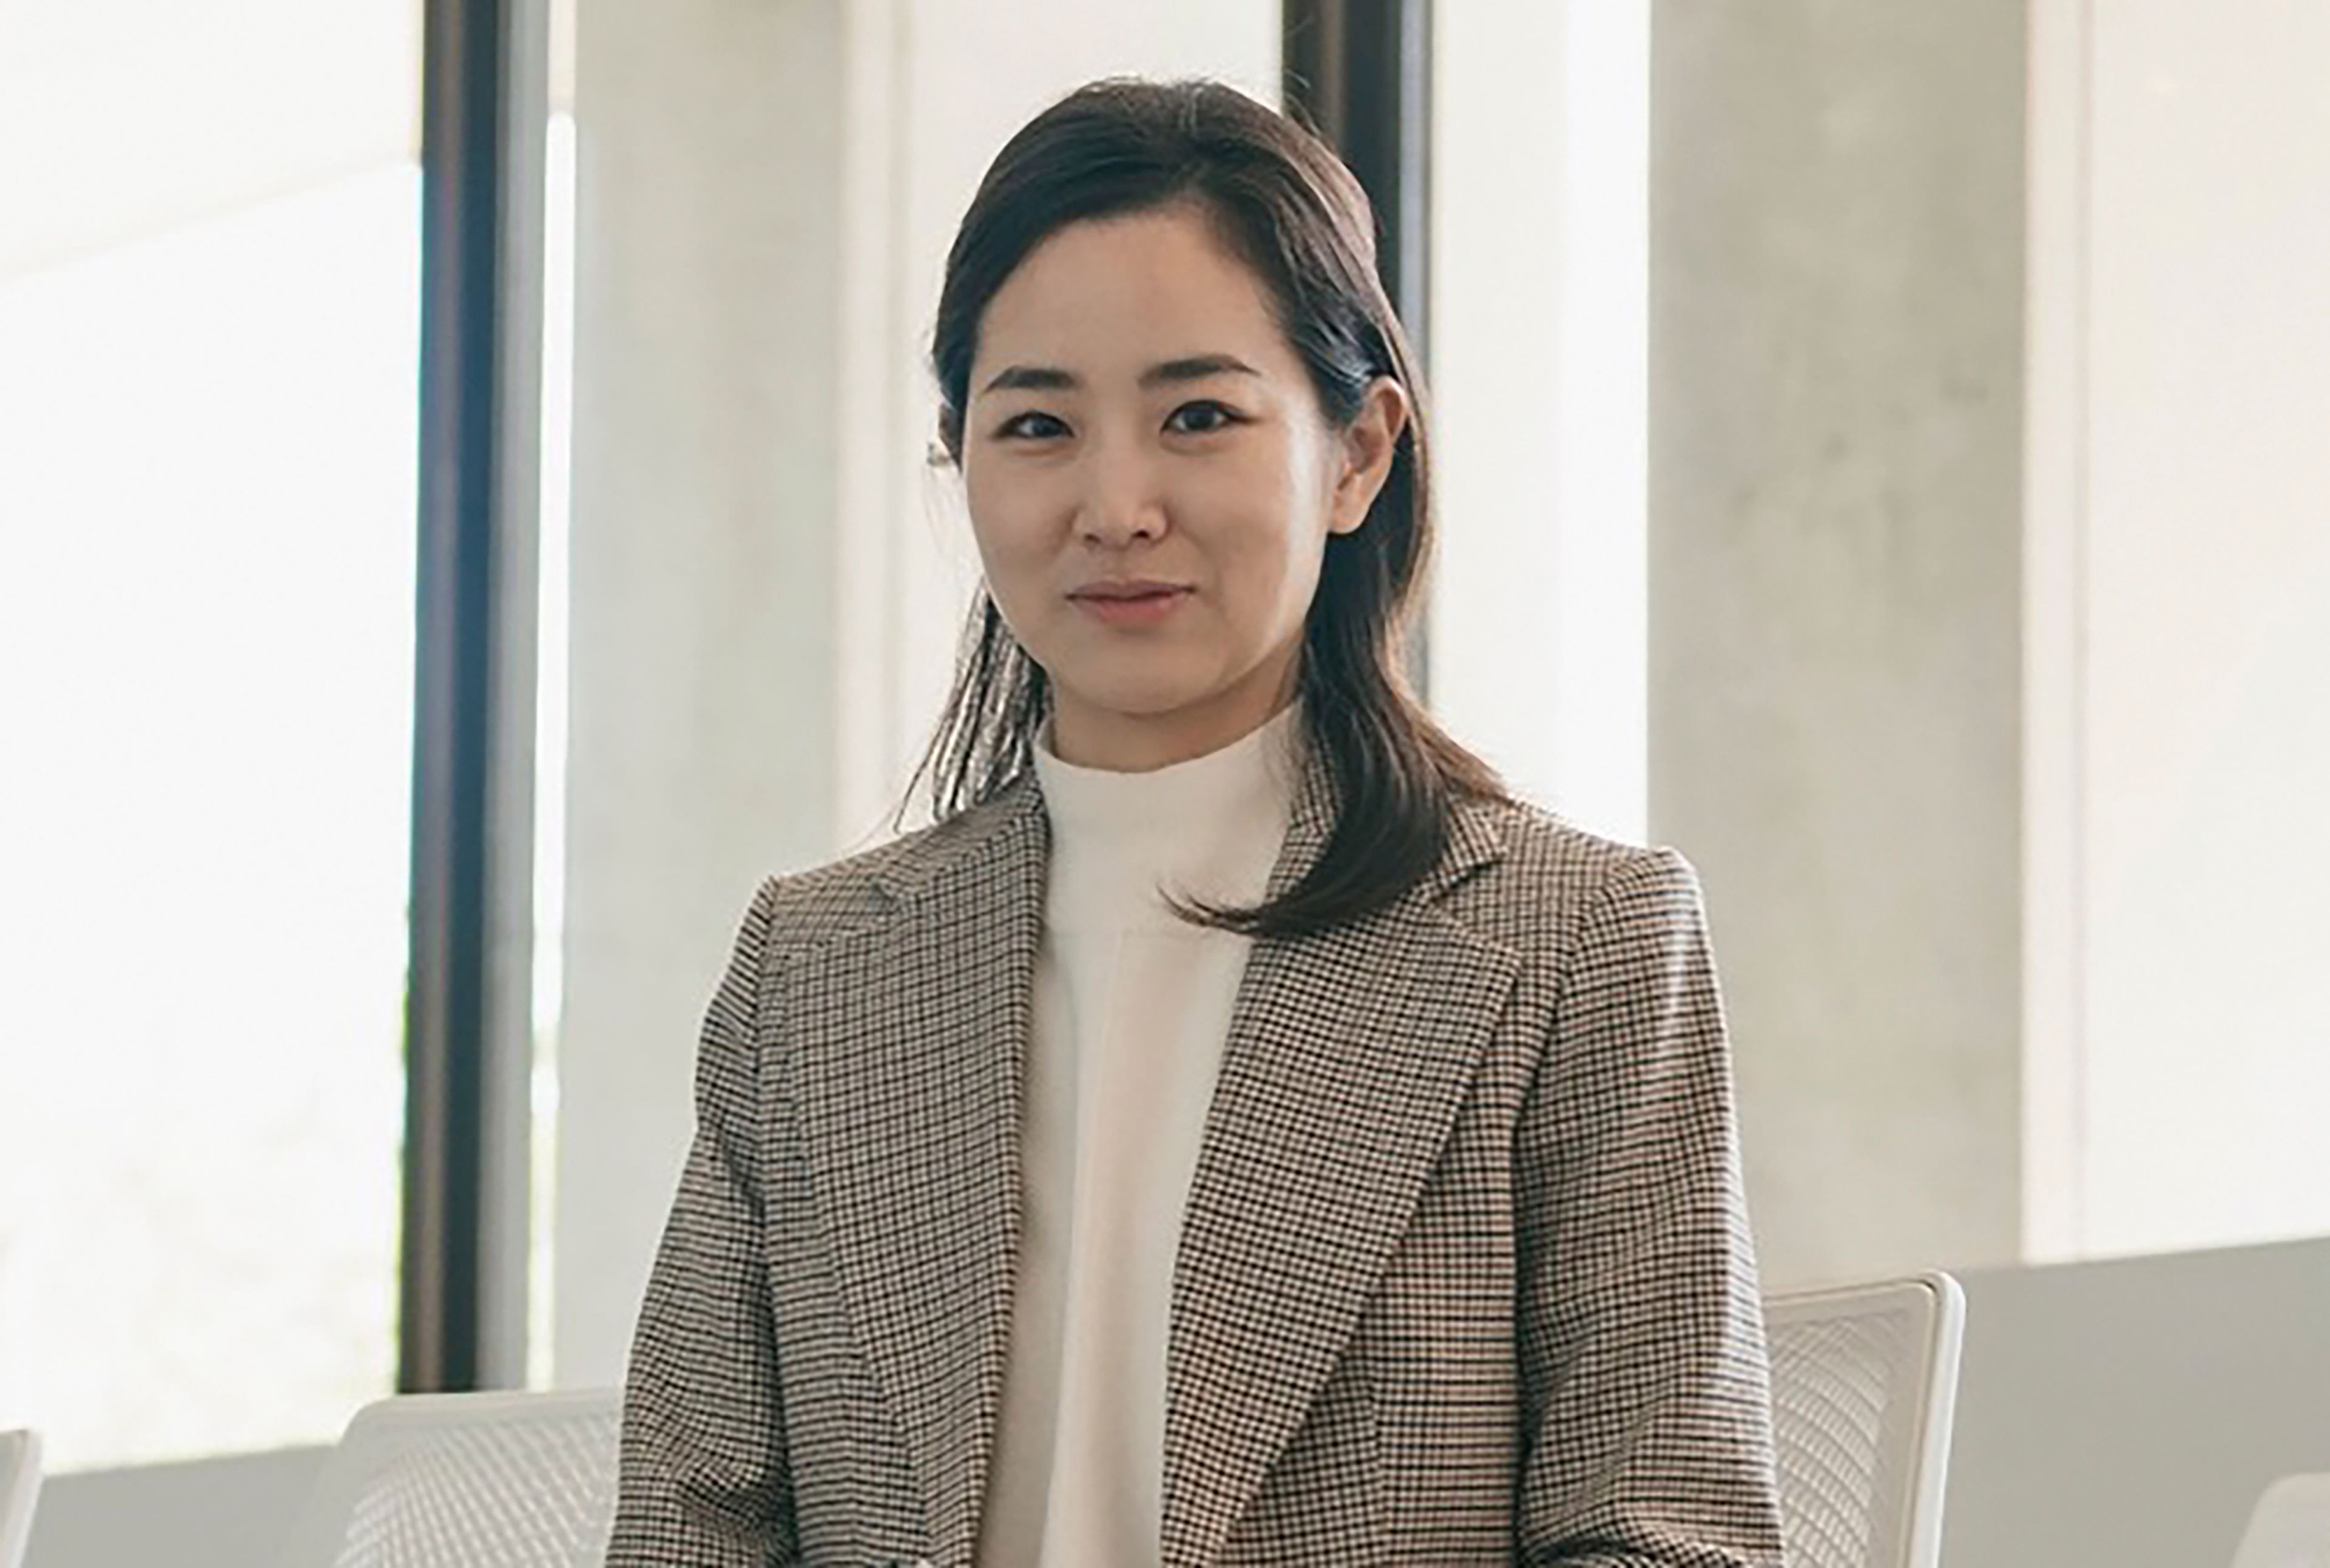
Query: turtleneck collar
1030 696 1306 932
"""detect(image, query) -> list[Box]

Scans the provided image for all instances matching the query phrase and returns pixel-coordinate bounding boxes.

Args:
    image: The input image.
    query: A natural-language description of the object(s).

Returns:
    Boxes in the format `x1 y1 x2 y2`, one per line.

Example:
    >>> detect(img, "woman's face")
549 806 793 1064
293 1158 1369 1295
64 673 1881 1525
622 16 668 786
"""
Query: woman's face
959 202 1406 772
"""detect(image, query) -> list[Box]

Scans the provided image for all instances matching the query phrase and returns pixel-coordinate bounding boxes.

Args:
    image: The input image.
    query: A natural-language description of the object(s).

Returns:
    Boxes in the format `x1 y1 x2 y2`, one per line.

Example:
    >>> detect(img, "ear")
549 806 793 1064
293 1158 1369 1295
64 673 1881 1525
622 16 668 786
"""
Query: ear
1326 376 1410 536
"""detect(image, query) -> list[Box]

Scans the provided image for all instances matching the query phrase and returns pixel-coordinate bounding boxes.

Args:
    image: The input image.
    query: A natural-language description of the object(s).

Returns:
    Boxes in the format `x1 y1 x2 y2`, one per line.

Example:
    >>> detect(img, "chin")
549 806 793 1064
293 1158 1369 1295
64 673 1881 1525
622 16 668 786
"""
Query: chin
1080 688 1211 721
1056 670 1219 721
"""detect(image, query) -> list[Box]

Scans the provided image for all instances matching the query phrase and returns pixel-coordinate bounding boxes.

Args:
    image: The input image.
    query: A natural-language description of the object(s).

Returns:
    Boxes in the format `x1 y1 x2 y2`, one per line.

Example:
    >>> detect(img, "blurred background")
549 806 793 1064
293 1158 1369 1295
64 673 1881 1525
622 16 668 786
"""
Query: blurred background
1 1 2324 1564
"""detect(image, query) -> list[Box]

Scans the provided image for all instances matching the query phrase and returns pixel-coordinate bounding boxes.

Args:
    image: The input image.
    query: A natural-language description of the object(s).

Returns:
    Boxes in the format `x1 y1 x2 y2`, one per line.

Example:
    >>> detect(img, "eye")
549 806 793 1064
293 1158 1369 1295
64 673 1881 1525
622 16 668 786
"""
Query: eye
997 410 1067 441
1169 400 1241 434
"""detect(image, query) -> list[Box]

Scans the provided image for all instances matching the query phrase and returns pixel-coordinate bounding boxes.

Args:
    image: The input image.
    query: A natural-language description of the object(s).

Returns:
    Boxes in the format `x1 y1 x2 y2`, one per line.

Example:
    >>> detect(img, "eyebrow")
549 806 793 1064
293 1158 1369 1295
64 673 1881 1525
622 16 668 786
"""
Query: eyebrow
978 353 1263 397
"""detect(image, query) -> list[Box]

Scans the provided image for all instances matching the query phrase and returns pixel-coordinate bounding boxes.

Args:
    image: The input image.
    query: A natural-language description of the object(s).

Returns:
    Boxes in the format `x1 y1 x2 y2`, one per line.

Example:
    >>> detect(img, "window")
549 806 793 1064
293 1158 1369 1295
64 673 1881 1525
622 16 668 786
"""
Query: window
0 2 425 1470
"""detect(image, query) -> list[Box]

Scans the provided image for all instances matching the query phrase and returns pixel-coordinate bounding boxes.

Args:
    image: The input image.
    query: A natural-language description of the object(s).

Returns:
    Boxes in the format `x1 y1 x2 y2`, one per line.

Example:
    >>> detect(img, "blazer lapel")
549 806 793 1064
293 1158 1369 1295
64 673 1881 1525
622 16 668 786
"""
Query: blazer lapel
783 782 1049 1568
1160 746 1519 1568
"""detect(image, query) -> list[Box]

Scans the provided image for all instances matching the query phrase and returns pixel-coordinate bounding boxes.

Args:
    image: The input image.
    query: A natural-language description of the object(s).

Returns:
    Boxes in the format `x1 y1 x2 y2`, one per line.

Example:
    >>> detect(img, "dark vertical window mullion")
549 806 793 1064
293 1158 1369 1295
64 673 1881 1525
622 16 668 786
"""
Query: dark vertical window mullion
404 0 549 1395
1283 0 1434 701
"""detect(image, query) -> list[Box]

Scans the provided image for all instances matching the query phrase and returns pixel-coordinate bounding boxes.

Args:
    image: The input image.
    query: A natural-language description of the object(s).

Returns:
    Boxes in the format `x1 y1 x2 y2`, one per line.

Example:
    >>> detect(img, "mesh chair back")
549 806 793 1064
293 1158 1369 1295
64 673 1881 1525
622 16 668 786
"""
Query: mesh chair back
2230 1473 2330 1568
276 1390 620 1568
0 1430 42 1568
1764 1271 1965 1568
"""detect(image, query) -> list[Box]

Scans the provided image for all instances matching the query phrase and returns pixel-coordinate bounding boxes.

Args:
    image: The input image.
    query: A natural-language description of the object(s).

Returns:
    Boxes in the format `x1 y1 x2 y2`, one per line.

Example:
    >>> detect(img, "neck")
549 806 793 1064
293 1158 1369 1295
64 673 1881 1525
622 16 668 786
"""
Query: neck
1047 672 1302 774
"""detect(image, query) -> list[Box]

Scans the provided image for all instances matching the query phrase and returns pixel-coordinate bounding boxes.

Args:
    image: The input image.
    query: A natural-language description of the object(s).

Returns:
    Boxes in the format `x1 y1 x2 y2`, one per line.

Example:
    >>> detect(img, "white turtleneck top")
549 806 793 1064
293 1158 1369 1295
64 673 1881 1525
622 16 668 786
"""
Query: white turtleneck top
973 696 1307 1568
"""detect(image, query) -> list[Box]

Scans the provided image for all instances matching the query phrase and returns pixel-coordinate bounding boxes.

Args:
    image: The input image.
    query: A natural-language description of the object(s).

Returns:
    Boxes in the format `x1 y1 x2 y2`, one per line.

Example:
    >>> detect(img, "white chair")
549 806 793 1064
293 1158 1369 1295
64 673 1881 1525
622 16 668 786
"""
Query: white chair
2230 1473 2330 1568
0 1430 42 1568
1764 1270 1965 1568
276 1389 620 1568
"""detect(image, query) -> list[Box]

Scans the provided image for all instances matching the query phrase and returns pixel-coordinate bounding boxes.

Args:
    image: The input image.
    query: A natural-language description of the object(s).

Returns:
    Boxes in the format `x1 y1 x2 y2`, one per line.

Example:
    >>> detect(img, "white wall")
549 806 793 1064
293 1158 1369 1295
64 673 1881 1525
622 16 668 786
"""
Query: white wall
1428 0 1648 846
2024 0 2330 1260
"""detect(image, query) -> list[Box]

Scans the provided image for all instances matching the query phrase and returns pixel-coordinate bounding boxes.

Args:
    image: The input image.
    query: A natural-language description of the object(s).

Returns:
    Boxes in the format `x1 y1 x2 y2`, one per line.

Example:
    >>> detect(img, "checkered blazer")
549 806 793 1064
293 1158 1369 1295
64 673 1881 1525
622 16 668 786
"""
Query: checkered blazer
607 734 1785 1568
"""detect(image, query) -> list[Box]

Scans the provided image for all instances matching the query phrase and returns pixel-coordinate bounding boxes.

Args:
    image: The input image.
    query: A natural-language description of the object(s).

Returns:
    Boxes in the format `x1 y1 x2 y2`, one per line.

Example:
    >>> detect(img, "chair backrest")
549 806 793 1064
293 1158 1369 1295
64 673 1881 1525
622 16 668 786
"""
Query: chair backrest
275 1390 620 1568
2230 1473 2330 1568
1764 1270 1965 1568
0 1430 42 1568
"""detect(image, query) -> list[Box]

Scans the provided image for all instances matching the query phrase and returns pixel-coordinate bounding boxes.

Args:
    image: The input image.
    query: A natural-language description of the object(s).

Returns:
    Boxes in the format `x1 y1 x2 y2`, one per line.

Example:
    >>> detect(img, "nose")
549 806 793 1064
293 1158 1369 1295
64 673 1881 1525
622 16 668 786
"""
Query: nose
1077 498 1164 549
1075 444 1167 547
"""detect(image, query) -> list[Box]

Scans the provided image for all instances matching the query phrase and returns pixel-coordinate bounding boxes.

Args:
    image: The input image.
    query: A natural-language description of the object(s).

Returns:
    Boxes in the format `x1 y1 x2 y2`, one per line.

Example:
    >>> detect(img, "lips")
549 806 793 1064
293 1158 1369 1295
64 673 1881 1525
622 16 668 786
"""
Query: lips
1068 581 1193 625
1070 584 1190 602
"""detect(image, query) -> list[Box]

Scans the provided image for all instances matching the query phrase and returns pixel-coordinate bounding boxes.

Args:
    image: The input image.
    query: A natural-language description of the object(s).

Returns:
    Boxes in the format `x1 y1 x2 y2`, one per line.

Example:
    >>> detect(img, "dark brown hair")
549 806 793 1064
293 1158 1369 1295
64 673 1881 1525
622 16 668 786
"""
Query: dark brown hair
897 74 1518 940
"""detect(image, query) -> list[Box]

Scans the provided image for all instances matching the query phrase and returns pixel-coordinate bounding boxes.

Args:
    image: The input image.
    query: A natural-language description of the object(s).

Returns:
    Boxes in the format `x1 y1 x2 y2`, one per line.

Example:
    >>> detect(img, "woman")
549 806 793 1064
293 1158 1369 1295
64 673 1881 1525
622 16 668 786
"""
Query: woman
607 75 1784 1568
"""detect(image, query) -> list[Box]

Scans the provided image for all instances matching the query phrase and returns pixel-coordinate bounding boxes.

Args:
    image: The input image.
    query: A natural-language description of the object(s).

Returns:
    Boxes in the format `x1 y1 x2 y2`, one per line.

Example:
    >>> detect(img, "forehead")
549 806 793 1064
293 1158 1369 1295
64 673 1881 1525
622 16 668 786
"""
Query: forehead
971 205 1295 388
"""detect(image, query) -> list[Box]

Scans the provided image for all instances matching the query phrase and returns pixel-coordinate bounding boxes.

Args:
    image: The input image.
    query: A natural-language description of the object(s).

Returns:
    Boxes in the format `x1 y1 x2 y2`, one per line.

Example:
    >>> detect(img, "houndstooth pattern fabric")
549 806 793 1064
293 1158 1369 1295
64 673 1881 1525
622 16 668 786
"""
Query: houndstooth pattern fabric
607 735 1786 1568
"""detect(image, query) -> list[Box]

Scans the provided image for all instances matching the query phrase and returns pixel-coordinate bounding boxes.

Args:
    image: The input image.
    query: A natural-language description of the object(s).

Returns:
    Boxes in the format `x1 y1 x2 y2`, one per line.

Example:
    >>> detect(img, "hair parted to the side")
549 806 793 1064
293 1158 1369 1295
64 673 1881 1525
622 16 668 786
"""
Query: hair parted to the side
896 73 1521 941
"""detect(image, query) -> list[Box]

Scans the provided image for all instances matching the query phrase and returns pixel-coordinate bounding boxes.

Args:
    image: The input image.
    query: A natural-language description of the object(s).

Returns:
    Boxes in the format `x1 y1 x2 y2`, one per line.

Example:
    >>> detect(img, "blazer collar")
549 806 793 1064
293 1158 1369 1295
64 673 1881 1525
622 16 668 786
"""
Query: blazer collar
782 731 1518 1568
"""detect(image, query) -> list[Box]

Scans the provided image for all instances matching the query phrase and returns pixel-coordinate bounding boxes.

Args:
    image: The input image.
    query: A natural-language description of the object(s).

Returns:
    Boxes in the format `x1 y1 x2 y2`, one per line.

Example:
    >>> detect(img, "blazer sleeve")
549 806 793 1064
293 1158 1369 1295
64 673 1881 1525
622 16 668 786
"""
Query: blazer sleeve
1513 846 1787 1568
606 876 800 1567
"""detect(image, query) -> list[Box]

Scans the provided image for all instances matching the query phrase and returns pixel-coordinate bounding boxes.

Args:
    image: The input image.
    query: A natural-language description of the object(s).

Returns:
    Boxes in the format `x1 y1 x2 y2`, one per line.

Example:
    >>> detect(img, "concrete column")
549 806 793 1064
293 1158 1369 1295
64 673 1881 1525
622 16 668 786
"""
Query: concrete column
1648 1 2030 1287
555 0 849 1384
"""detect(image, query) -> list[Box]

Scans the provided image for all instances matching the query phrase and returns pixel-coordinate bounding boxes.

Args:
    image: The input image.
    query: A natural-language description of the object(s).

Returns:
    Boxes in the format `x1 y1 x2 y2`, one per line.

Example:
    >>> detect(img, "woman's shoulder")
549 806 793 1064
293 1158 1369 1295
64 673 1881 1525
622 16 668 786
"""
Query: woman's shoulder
749 778 1040 958
1442 791 1708 958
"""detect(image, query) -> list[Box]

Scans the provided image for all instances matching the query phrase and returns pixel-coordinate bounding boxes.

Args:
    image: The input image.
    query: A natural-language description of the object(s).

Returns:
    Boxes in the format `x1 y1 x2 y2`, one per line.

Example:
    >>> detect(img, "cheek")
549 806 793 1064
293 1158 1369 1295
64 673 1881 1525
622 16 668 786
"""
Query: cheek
1194 444 1309 553
963 476 1045 578
1211 512 1325 629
